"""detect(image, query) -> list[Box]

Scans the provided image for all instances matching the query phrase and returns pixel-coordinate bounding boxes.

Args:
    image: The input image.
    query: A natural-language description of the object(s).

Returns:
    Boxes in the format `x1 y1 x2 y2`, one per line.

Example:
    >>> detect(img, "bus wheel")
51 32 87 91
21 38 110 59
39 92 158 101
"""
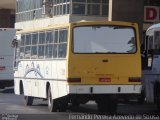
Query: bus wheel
138 89 145 104
24 96 34 106
47 86 68 112
97 96 117 114
0 84 5 89
58 97 68 112
72 101 80 108
47 86 58 112
156 87 160 111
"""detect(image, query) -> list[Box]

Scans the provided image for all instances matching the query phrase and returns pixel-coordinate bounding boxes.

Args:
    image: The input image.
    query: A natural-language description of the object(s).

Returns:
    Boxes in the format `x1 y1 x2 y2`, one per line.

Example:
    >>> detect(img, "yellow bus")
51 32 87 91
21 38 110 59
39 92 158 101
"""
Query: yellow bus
14 21 141 113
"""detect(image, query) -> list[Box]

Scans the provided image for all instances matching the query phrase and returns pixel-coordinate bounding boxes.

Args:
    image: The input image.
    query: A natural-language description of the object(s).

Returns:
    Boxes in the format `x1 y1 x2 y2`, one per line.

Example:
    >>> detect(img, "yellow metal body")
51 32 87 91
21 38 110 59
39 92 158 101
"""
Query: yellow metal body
67 21 141 85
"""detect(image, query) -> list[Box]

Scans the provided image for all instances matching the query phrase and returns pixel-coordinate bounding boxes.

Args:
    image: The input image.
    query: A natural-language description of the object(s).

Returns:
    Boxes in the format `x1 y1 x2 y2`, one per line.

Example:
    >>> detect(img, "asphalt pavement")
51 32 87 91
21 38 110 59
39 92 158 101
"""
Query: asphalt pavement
0 87 159 120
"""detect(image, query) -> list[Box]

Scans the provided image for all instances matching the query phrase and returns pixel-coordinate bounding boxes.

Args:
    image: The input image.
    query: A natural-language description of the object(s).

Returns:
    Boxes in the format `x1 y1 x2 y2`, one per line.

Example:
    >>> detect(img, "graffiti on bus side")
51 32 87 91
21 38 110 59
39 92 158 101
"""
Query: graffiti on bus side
24 62 44 78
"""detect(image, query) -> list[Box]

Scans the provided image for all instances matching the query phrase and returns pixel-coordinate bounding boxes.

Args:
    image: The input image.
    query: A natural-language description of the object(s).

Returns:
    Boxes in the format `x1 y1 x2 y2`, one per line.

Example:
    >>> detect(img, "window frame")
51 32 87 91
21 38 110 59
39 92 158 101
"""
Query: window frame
71 0 109 16
72 25 137 54
38 31 46 59
19 27 68 60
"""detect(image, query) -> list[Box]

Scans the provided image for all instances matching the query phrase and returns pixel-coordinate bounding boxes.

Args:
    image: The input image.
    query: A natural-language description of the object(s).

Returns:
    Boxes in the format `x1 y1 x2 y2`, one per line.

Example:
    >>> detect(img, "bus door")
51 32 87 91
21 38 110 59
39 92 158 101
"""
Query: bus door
12 35 21 70
142 35 154 70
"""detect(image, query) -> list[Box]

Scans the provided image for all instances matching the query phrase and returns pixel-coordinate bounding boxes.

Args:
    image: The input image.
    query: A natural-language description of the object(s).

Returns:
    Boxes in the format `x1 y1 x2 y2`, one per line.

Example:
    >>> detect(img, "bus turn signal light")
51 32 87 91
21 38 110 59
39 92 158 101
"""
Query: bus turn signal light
67 78 81 82
129 77 141 82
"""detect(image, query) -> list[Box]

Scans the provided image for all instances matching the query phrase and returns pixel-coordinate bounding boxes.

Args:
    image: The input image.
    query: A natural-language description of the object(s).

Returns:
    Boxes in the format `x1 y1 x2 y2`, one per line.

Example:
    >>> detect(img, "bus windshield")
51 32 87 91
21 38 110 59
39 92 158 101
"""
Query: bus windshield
73 25 136 53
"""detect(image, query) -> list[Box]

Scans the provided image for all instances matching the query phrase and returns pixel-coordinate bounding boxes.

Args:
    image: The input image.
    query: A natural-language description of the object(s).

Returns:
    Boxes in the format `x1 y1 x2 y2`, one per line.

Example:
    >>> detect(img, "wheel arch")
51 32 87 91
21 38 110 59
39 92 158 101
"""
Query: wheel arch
46 82 51 98
19 80 24 94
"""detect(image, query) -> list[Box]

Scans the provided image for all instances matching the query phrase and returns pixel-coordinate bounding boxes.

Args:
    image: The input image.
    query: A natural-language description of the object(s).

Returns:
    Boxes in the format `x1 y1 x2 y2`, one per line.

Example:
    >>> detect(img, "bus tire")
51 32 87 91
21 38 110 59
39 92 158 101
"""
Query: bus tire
47 86 68 112
138 90 145 104
24 96 34 106
72 101 80 108
156 86 160 111
58 98 68 112
154 83 160 111
157 94 160 111
47 86 58 112
97 97 117 114
71 97 80 108
0 84 5 89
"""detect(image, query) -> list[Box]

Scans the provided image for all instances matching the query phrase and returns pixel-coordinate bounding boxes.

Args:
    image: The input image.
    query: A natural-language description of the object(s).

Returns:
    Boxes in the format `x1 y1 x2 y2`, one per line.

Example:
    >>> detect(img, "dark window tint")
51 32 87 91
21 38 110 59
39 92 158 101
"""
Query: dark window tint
88 4 100 15
39 32 45 44
53 44 58 58
38 45 45 59
46 31 53 43
54 30 59 43
20 47 24 59
72 4 85 14
32 33 38 45
88 0 99 3
59 29 68 43
58 43 67 58
45 44 53 58
26 34 31 45
31 46 38 59
25 46 31 59
102 5 108 16
21 35 25 46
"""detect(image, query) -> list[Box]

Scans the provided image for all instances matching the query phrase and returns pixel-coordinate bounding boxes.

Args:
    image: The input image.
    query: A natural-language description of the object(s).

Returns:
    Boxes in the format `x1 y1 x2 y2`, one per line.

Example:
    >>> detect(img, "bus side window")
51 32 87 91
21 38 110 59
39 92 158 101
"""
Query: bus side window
58 29 68 58
53 30 58 58
38 32 45 59
31 33 38 59
20 34 25 59
25 34 31 59
45 31 53 58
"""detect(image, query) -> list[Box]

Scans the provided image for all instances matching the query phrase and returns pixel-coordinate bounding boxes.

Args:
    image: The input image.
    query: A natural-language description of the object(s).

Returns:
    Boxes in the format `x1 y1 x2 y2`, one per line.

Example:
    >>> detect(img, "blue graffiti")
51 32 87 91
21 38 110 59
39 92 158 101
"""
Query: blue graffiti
24 62 43 78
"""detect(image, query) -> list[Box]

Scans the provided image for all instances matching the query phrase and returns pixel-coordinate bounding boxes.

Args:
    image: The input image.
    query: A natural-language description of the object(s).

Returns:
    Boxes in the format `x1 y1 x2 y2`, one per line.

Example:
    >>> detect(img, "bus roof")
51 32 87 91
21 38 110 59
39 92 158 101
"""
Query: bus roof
17 21 137 34
73 21 137 26
147 23 160 32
